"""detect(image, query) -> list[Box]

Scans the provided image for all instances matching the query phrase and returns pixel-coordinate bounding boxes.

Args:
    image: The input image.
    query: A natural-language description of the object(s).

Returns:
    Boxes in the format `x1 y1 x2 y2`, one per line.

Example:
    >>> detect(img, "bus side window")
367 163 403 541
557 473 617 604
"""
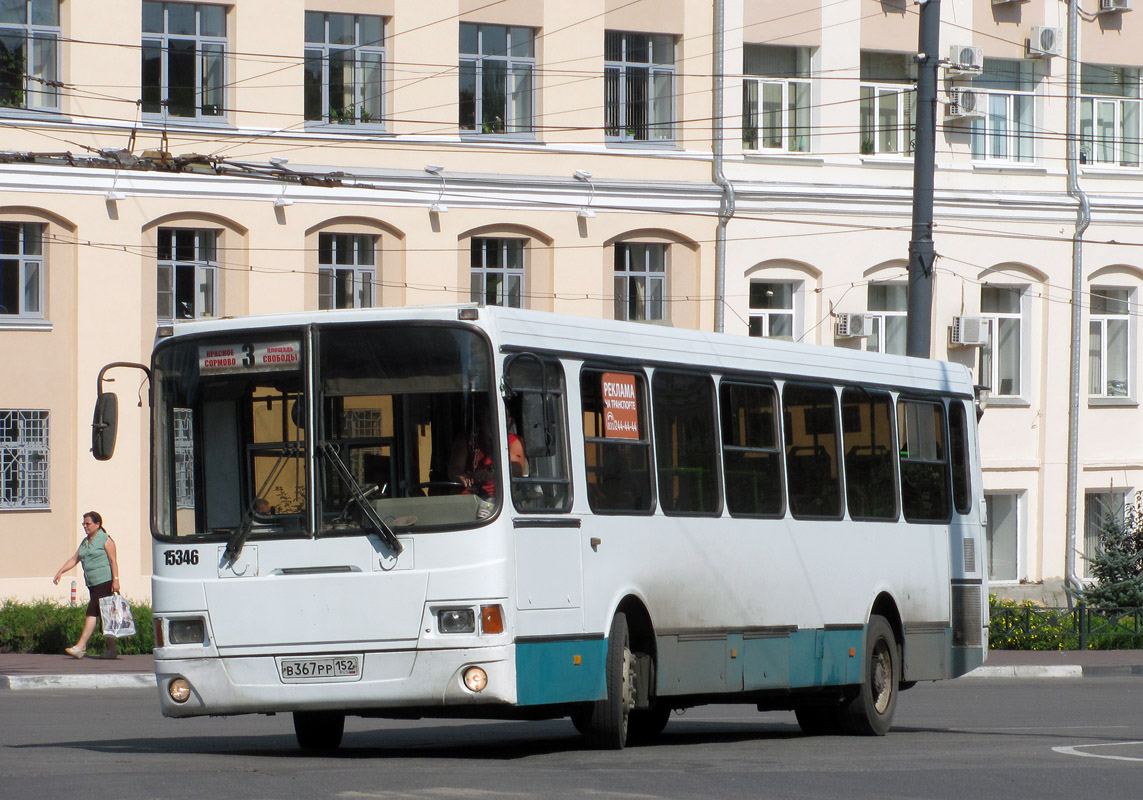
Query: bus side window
948 399 972 515
652 371 720 516
581 369 654 514
841 388 898 521
897 398 951 523
782 383 843 519
506 356 572 513
720 381 784 518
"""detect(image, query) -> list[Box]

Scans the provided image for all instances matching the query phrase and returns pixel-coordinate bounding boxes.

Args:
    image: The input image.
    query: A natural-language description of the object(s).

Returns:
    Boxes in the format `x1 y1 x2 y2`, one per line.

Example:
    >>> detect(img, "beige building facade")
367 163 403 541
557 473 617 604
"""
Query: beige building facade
2 0 1142 603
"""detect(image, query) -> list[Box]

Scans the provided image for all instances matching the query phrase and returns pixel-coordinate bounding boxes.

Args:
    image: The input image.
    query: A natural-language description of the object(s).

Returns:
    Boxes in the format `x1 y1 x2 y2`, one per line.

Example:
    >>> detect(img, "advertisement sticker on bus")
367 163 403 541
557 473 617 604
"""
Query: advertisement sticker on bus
601 372 640 439
198 341 301 375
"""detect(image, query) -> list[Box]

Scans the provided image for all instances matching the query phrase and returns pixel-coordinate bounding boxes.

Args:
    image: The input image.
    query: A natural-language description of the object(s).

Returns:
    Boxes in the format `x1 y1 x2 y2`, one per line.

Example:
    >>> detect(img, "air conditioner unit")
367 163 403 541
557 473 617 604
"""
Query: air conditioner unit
948 45 983 76
835 313 870 338
1098 0 1132 13
947 88 985 120
1027 26 1064 58
950 316 989 347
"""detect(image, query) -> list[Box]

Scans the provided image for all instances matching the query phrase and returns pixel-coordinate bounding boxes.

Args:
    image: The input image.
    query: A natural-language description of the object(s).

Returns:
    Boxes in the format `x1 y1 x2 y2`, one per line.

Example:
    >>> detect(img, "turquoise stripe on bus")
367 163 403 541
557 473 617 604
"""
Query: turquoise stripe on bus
787 628 864 688
515 639 608 706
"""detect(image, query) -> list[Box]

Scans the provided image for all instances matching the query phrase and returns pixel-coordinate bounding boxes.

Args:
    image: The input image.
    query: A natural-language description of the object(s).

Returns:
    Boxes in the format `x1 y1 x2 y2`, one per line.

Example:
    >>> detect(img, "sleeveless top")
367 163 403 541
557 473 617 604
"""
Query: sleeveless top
77 528 113 587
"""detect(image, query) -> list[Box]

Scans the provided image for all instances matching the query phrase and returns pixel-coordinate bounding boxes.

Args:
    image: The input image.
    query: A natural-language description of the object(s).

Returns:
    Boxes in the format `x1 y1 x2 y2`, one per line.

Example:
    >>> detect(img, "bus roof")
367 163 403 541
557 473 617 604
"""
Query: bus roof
160 305 974 397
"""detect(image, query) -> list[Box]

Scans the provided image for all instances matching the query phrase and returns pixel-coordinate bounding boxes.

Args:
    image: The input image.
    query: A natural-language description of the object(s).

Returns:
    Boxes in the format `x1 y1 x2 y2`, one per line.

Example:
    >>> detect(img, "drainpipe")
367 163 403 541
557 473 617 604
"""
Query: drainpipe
713 0 735 333
1064 0 1091 606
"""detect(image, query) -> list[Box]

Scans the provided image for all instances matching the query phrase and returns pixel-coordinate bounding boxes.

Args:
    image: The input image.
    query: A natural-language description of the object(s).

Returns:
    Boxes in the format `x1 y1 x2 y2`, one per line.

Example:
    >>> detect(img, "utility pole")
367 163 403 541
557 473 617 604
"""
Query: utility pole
906 0 941 359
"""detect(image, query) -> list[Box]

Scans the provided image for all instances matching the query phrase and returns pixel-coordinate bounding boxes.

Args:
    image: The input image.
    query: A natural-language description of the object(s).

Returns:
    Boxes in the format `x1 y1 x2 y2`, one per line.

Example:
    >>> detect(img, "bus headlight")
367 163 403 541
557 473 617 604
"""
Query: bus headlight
169 618 206 644
168 678 192 703
437 608 476 634
463 666 488 692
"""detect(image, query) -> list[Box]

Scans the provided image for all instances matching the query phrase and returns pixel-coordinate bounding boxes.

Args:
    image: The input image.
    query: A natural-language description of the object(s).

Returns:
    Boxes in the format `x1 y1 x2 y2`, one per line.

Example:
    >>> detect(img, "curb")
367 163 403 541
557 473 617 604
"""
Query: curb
964 665 1083 679
1 673 156 691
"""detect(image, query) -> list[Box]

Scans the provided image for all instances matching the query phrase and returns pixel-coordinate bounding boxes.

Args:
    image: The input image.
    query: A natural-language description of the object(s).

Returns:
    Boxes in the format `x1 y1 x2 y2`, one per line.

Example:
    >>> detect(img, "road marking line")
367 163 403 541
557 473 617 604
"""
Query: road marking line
1053 741 1143 762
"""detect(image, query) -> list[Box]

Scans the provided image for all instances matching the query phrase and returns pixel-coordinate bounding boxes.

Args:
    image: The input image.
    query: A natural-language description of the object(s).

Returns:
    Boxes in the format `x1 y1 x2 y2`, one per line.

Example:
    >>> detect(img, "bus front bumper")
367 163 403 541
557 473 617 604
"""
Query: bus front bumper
155 644 516 718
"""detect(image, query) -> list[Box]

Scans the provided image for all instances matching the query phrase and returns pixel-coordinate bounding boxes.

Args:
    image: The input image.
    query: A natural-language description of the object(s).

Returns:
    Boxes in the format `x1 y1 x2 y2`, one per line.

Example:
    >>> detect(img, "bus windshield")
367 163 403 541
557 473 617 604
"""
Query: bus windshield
152 323 498 539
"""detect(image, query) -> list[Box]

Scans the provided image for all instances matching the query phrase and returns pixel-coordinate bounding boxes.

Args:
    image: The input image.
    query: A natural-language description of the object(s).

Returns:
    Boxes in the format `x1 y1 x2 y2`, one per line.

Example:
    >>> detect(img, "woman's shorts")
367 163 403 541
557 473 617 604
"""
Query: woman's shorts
86 580 114 619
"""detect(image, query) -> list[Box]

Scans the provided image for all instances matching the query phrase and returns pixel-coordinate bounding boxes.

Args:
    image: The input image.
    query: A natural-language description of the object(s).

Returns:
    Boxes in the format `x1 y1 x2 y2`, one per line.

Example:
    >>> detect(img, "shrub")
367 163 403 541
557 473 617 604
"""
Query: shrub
1073 491 1143 612
0 598 153 655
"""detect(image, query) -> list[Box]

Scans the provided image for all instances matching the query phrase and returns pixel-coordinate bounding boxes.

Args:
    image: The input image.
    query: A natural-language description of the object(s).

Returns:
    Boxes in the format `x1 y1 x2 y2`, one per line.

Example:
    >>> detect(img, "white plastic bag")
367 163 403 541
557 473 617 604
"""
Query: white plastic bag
99 593 137 638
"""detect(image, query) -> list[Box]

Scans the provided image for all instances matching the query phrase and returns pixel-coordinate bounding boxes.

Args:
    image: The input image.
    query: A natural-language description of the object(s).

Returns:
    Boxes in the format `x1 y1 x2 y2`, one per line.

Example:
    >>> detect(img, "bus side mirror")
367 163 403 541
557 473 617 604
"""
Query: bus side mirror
92 392 119 461
520 393 555 458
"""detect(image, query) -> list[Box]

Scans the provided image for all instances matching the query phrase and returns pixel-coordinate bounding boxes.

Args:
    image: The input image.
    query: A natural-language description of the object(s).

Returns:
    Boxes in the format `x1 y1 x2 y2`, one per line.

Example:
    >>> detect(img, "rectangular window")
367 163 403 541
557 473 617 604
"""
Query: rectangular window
859 52 915 156
304 12 384 126
653 371 719 515
742 44 810 153
0 408 49 508
459 23 534 135
604 30 675 143
0 221 43 318
173 407 195 508
841 389 897 521
748 281 796 339
157 228 218 321
141 2 227 120
471 237 525 308
783 383 841 519
1089 287 1130 398
980 286 1023 397
0 0 60 110
318 232 375 310
614 242 665 321
971 59 1034 163
1084 490 1127 579
865 283 907 355
1080 64 1140 168
897 399 950 523
949 399 972 515
505 355 571 512
581 369 653 513
720 381 783 517
986 493 1018 582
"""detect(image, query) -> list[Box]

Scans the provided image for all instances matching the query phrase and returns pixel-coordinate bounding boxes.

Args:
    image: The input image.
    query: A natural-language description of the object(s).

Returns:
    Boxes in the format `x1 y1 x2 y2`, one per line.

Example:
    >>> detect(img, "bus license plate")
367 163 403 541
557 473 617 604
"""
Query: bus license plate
279 655 362 683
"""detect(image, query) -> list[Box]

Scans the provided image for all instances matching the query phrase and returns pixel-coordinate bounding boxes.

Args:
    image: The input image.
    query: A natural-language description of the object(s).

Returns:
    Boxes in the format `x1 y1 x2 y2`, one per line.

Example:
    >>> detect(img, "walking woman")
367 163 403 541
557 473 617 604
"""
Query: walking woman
53 511 121 659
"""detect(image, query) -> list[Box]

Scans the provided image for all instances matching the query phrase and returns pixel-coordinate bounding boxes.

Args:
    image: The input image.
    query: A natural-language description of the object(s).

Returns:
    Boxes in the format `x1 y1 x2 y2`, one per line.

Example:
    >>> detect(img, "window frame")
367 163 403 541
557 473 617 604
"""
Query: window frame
840 387 899 522
864 282 908 355
859 83 915 156
651 369 721 517
979 285 1026 399
318 231 376 310
141 1 228 122
580 366 655 515
471 237 526 309
985 492 1021 583
303 11 385 128
0 408 49 509
782 382 843 521
604 30 676 144
742 44 811 153
896 396 951 524
720 379 785 519
748 280 799 340
1088 286 1131 399
614 242 666 322
0 221 44 319
1079 64 1140 168
970 59 1035 164
0 0 60 112
459 23 535 137
156 228 219 321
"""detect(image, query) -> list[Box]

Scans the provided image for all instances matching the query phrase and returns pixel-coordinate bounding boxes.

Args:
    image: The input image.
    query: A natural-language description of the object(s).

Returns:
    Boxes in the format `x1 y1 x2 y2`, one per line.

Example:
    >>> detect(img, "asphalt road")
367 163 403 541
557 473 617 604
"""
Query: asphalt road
2 678 1142 799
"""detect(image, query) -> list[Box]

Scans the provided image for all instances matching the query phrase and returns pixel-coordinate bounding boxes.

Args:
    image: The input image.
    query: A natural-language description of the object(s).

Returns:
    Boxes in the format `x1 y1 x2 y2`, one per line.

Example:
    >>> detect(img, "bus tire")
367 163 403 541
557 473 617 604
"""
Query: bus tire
293 710 345 751
580 612 635 750
840 614 899 736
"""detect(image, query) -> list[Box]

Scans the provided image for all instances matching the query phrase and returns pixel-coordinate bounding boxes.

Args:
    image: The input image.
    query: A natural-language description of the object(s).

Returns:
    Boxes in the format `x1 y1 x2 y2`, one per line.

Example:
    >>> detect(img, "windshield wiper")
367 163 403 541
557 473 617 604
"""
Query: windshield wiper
319 441 403 554
224 511 254 565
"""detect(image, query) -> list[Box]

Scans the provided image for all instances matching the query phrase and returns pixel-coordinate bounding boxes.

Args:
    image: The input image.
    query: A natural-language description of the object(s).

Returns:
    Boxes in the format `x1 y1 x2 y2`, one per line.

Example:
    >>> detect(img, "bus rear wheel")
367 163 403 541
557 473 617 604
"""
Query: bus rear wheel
578 612 635 749
293 710 345 751
839 615 899 736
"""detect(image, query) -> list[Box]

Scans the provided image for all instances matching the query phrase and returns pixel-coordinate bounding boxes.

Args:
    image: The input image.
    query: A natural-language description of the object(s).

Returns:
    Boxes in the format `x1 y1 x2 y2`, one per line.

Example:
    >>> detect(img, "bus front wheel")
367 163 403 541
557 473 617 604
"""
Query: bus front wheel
293 710 345 751
840 615 899 736
577 613 635 749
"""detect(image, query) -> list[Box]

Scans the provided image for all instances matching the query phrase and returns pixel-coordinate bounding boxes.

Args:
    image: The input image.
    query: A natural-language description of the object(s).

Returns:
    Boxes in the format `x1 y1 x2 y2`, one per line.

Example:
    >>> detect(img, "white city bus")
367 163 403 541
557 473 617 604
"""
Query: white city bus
96 305 987 750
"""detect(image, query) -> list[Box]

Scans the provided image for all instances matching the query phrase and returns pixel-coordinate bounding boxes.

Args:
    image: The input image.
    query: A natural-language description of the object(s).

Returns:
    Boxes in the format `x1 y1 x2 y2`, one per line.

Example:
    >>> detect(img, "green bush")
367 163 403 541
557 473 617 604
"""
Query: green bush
0 598 153 655
989 594 1143 651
